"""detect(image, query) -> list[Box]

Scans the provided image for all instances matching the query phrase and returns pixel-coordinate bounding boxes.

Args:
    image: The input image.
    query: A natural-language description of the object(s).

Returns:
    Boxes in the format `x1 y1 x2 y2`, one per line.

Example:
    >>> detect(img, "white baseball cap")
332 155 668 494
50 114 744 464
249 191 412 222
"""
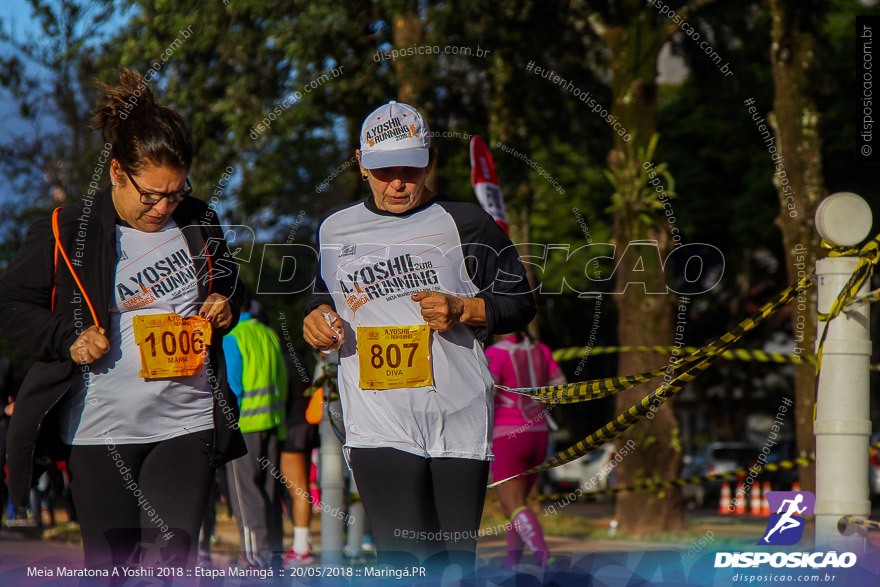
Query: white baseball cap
359 101 430 169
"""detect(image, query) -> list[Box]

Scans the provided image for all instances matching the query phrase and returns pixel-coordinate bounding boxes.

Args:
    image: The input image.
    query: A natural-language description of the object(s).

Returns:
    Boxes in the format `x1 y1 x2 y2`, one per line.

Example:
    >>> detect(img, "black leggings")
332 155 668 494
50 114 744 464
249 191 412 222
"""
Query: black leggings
349 447 489 572
67 429 214 570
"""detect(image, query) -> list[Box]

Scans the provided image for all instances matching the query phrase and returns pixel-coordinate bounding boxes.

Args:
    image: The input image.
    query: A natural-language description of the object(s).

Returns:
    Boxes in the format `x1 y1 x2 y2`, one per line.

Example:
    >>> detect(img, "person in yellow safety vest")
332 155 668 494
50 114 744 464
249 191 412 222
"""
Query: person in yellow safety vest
222 286 288 569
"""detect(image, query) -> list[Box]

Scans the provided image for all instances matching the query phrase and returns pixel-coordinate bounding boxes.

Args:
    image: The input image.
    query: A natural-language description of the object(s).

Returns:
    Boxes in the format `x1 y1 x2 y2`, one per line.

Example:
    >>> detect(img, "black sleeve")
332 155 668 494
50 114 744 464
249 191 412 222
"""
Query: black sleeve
198 206 242 337
437 199 536 339
0 217 81 361
303 222 335 317
0 357 12 401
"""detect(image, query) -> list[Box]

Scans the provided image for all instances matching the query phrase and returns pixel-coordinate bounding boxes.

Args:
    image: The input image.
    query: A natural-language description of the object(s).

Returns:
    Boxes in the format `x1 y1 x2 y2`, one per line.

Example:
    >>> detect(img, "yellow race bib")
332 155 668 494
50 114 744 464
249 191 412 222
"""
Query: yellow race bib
133 313 212 379
357 325 433 390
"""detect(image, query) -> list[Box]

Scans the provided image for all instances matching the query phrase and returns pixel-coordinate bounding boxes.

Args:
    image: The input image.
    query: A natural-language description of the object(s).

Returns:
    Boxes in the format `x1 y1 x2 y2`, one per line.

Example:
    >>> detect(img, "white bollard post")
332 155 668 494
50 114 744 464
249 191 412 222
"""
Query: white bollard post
813 192 873 550
318 354 345 565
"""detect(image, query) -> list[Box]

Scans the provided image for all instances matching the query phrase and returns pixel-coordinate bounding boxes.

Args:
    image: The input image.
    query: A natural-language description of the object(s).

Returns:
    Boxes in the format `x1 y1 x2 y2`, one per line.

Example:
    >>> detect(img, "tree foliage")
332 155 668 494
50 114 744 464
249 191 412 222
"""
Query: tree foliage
0 0 875 535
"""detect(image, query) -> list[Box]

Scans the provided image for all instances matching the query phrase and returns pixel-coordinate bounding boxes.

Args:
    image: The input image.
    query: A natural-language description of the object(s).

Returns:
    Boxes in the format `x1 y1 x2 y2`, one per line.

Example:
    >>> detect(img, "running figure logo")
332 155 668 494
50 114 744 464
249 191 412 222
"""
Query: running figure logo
759 491 816 546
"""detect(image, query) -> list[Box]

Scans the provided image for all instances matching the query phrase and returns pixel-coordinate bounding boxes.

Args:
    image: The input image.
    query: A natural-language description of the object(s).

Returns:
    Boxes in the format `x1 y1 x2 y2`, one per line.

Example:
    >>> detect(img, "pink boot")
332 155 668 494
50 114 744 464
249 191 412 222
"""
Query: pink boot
503 521 524 571
512 506 550 567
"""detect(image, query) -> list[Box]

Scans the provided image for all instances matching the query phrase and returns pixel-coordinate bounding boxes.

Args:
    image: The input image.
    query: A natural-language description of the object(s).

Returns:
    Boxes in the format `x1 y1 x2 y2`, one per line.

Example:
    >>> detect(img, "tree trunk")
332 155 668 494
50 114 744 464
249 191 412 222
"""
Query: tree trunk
488 50 538 336
391 6 427 106
768 0 826 502
596 2 684 536
390 5 436 188
612 225 683 535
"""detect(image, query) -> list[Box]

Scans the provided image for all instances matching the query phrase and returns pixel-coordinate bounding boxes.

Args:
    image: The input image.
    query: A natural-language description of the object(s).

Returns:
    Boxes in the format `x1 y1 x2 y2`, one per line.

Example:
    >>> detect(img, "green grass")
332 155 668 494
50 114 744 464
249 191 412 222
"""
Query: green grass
480 494 767 547
41 522 83 546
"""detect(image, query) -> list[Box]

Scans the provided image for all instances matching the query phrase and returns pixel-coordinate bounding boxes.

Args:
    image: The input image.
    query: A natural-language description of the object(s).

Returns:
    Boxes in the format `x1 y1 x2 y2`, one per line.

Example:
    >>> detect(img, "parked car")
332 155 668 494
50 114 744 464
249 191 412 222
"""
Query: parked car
681 442 761 508
752 439 798 493
542 443 618 498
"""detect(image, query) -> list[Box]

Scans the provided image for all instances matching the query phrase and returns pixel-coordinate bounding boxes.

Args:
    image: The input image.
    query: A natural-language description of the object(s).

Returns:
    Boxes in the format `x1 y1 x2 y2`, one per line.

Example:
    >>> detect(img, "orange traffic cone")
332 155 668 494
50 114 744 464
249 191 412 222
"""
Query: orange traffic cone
734 482 747 515
719 482 732 514
750 484 762 515
792 480 801 492
761 482 771 516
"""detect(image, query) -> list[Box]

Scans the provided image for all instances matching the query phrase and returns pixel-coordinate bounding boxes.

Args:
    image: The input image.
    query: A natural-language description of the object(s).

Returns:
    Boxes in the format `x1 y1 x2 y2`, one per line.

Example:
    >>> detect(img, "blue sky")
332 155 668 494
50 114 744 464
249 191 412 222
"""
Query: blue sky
0 0 44 205
0 0 42 138
0 0 131 204
0 0 42 43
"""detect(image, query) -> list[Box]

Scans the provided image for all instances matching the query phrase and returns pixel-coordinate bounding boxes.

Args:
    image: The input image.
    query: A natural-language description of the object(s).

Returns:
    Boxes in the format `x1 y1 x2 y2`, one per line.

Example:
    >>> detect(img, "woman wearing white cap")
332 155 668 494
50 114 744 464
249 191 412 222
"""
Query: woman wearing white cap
303 101 536 573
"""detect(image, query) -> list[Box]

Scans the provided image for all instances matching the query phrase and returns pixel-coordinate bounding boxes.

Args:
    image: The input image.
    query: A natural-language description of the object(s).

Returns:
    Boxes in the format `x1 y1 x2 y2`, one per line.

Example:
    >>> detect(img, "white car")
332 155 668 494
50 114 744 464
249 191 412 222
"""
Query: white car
543 443 618 497
681 442 760 508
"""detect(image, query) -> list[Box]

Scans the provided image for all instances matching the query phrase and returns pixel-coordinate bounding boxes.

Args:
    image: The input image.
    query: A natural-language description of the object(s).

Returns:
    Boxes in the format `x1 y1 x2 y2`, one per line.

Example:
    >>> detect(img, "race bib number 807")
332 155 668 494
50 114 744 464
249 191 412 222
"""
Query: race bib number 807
357 325 433 390
133 313 212 379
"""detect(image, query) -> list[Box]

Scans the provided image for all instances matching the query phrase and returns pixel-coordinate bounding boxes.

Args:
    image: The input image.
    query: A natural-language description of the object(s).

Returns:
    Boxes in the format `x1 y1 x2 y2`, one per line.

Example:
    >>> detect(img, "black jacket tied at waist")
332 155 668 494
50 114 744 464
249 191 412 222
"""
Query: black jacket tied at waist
0 187 247 506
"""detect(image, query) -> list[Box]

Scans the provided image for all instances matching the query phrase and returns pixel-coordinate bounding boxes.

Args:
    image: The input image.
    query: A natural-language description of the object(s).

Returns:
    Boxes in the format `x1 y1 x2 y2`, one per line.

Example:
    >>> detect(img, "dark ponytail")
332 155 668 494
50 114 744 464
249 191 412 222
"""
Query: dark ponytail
90 67 193 174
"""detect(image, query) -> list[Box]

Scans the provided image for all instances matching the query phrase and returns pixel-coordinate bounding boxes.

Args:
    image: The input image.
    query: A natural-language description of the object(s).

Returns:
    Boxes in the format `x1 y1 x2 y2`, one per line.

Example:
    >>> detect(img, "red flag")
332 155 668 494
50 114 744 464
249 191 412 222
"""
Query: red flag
470 136 509 235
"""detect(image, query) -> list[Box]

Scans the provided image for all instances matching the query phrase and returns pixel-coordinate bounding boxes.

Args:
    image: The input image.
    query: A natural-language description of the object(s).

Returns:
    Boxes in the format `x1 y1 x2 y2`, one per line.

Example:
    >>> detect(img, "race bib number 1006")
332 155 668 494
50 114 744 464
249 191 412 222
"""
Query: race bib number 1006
133 313 212 379
357 325 433 390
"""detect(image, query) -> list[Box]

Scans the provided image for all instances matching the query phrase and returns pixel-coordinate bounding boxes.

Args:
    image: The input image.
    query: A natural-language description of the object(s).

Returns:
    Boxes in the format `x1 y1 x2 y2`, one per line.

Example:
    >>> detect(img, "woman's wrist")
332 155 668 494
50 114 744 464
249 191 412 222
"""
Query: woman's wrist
456 296 486 327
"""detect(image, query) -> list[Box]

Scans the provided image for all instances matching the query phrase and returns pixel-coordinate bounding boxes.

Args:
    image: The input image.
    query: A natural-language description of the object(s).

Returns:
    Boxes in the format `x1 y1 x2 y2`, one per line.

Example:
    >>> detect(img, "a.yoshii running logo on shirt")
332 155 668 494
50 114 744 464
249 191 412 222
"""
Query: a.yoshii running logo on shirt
338 253 438 312
116 246 197 310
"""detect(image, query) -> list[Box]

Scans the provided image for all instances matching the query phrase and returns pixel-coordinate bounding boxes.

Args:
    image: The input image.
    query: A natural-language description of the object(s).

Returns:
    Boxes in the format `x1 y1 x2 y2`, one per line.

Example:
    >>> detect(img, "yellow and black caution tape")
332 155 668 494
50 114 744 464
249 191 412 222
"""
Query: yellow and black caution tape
497 275 813 407
536 454 815 503
841 516 880 532
555 345 880 372
553 345 815 366
816 235 880 374
489 274 812 488
843 287 880 313
303 373 326 398
498 353 700 405
538 439 880 503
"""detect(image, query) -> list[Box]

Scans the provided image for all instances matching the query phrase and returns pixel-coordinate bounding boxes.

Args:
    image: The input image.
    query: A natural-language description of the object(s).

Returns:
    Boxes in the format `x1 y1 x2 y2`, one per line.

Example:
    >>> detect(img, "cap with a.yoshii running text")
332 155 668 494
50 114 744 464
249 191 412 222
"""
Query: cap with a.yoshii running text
359 101 430 169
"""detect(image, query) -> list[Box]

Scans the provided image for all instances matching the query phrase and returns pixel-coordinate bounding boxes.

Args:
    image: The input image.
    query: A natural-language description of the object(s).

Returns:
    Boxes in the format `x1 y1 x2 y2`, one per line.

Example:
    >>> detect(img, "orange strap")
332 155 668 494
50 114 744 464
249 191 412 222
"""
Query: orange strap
206 241 213 295
50 208 216 327
51 208 101 330
52 231 59 311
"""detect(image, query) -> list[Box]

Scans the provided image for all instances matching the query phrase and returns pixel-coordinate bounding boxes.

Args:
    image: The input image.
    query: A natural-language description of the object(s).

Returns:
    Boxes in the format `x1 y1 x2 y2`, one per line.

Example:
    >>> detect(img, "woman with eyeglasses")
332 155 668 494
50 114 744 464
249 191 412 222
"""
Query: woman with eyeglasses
0 67 246 571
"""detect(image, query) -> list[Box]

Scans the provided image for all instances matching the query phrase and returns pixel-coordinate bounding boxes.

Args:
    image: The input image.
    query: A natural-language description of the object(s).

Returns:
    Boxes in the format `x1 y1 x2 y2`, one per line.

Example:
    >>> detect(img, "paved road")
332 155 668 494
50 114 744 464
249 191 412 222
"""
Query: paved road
2 502 878 585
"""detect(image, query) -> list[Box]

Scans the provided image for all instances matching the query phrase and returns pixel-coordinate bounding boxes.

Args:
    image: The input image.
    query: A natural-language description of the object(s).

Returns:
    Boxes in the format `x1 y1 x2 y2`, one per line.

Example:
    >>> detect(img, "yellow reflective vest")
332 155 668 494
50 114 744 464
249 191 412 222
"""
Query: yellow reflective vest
227 318 288 436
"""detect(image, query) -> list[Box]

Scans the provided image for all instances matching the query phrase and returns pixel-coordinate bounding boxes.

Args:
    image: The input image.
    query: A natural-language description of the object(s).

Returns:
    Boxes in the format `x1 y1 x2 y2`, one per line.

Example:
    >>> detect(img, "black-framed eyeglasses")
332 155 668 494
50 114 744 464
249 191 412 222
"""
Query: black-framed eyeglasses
125 171 192 205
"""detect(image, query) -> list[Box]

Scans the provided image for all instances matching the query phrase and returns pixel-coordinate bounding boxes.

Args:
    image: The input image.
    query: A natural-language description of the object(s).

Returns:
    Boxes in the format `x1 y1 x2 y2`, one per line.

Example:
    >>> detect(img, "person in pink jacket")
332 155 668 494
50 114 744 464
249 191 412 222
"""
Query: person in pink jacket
486 332 566 571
